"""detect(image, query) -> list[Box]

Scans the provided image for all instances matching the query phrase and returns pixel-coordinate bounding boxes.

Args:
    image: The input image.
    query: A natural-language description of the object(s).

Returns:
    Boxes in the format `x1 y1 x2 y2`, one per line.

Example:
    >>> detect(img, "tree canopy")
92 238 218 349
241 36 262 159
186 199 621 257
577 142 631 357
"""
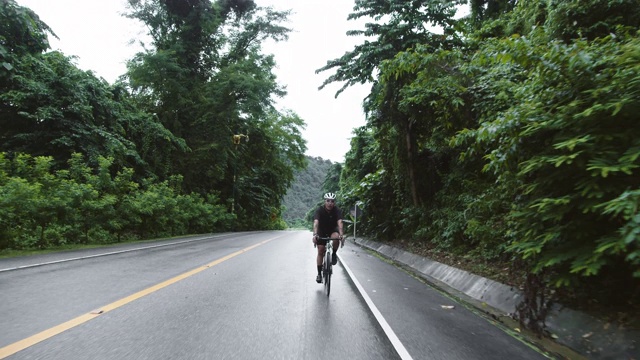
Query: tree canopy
0 0 308 247
321 0 640 331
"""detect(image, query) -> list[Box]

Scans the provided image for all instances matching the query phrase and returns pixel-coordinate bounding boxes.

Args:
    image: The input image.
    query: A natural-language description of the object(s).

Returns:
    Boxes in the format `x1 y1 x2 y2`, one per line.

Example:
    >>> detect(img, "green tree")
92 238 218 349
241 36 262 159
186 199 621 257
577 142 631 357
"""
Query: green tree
317 0 467 218
316 0 470 241
317 0 465 96
0 0 54 80
330 0 640 332
231 110 307 229
1 52 139 167
0 1 182 175
125 0 305 228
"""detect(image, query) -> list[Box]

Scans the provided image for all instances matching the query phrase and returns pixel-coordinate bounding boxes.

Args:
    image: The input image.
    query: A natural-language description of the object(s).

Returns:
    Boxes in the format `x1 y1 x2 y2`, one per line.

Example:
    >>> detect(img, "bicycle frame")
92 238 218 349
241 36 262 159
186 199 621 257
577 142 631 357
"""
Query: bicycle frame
315 236 343 297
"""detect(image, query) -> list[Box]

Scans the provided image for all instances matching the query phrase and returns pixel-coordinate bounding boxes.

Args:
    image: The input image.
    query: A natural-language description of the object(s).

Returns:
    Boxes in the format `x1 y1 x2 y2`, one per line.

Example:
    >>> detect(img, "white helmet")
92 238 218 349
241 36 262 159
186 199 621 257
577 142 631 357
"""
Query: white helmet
323 192 337 200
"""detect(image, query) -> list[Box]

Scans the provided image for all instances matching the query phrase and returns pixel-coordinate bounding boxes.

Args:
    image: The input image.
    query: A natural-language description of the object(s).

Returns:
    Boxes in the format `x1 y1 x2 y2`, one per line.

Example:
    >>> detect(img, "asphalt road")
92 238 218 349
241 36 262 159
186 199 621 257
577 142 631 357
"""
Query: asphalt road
0 231 551 359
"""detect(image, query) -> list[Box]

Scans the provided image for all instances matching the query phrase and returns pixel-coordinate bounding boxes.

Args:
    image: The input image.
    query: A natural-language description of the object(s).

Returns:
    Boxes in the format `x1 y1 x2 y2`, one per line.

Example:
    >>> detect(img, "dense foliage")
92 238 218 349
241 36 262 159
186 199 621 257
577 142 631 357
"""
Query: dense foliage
320 0 640 331
0 152 232 249
0 0 307 250
123 0 307 229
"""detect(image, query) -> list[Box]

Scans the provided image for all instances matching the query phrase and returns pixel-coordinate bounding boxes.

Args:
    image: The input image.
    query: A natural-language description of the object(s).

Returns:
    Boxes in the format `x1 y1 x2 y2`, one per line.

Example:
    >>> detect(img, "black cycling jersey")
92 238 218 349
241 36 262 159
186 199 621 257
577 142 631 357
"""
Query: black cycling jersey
313 205 343 237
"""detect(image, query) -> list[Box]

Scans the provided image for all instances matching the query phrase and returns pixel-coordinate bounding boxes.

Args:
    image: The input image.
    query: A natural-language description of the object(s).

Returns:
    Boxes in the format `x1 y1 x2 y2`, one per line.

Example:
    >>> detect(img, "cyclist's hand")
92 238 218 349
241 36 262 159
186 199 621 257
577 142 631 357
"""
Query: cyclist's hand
312 235 318 244
339 235 345 247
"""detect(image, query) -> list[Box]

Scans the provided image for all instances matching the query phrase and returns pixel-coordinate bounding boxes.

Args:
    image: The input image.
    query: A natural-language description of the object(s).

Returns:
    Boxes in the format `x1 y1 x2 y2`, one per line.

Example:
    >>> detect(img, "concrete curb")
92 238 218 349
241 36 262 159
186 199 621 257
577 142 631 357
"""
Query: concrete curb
352 237 639 360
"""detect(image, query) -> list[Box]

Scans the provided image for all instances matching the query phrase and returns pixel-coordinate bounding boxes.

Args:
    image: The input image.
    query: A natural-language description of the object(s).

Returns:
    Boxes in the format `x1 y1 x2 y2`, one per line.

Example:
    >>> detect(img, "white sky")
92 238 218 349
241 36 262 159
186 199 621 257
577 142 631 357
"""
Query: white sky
17 0 372 163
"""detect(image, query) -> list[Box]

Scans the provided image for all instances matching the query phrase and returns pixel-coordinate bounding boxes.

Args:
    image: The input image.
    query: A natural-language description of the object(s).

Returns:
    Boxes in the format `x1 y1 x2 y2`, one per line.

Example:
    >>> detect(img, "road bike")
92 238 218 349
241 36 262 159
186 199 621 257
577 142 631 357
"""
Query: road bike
315 236 344 297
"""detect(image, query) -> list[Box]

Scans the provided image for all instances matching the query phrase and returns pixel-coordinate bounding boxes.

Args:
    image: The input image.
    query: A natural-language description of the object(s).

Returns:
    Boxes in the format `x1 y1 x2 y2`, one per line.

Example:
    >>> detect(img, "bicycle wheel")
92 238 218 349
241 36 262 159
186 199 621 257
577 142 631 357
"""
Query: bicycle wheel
324 251 332 296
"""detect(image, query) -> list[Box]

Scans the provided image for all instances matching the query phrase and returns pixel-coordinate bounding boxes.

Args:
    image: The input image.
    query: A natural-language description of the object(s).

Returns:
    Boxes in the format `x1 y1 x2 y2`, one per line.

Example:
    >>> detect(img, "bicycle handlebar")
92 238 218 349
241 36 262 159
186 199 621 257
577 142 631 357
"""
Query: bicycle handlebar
313 236 345 248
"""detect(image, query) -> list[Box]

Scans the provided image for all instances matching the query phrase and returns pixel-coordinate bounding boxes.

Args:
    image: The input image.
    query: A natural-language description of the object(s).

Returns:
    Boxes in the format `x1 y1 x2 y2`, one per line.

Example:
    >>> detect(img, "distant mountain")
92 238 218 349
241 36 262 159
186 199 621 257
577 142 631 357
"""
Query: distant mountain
282 156 334 228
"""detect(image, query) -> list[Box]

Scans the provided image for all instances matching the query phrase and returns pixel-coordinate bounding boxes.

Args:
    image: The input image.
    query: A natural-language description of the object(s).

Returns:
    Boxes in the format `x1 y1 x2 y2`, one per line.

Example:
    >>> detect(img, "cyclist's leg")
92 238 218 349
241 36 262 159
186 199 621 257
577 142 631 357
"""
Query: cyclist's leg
330 231 341 248
316 237 327 282
317 244 325 267
330 231 341 264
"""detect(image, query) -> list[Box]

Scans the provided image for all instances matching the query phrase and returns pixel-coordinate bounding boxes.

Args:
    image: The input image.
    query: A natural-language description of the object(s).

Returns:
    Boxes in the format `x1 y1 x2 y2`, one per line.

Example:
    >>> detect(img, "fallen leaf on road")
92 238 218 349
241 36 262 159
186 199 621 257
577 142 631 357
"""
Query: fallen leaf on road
582 332 593 338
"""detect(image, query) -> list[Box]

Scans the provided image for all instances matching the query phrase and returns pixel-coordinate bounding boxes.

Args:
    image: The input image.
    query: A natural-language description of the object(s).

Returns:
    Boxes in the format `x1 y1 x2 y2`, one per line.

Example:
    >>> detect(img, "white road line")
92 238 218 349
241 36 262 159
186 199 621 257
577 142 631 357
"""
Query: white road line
0 234 227 273
340 253 415 360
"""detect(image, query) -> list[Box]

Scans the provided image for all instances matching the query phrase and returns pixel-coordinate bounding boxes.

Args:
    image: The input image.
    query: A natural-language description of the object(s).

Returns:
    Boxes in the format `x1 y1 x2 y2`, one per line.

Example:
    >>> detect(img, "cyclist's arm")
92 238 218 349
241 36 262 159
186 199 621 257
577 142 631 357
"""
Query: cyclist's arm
338 219 344 238
313 219 319 237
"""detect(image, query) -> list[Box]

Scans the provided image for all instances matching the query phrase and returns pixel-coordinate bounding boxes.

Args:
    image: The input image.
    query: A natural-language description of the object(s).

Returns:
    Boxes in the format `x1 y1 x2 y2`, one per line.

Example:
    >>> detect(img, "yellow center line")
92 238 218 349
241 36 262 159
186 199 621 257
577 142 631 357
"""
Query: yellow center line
0 236 278 359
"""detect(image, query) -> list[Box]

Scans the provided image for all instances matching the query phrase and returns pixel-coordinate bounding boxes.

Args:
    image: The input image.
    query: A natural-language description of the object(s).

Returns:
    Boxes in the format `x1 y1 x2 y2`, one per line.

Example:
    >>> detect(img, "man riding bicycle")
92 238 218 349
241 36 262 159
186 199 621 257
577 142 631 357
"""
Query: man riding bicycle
312 192 344 283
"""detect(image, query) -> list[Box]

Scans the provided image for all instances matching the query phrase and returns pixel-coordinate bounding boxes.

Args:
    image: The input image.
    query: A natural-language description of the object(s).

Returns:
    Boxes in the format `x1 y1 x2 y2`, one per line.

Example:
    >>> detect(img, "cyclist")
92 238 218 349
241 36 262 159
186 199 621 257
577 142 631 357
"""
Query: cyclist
312 192 344 283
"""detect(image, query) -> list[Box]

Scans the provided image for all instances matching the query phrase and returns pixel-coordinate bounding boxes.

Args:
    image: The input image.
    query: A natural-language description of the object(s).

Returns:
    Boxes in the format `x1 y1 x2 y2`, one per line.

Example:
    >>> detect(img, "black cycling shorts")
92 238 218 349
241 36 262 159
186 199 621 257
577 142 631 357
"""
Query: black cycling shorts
317 227 339 246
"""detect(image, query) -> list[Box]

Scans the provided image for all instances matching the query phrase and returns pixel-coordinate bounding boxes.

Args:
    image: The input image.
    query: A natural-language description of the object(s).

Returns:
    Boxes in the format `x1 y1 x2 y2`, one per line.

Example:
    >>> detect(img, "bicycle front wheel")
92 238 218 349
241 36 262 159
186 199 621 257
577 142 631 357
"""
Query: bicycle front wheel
324 252 332 296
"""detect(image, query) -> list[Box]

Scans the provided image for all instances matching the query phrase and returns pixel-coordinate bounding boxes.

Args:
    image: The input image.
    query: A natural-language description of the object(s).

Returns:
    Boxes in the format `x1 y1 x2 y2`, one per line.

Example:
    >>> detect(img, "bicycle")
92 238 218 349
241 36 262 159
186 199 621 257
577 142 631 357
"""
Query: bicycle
314 236 344 297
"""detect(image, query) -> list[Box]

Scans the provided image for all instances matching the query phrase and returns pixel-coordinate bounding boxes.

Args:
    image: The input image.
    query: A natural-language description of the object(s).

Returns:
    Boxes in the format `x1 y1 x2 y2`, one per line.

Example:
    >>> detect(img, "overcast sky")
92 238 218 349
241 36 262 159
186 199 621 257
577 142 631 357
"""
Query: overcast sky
17 0 372 163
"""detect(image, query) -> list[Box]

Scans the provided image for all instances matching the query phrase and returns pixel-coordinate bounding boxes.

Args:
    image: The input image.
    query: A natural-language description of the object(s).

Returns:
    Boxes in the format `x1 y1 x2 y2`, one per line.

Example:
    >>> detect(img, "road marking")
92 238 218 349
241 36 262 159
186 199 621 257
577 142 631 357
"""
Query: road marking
0 234 235 273
340 255 415 360
0 236 278 359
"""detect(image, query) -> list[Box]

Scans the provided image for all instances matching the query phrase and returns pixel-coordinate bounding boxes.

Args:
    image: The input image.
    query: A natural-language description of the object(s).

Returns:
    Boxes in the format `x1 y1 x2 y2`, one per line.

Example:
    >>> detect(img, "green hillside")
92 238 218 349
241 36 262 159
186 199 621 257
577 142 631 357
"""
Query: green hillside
282 156 334 228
